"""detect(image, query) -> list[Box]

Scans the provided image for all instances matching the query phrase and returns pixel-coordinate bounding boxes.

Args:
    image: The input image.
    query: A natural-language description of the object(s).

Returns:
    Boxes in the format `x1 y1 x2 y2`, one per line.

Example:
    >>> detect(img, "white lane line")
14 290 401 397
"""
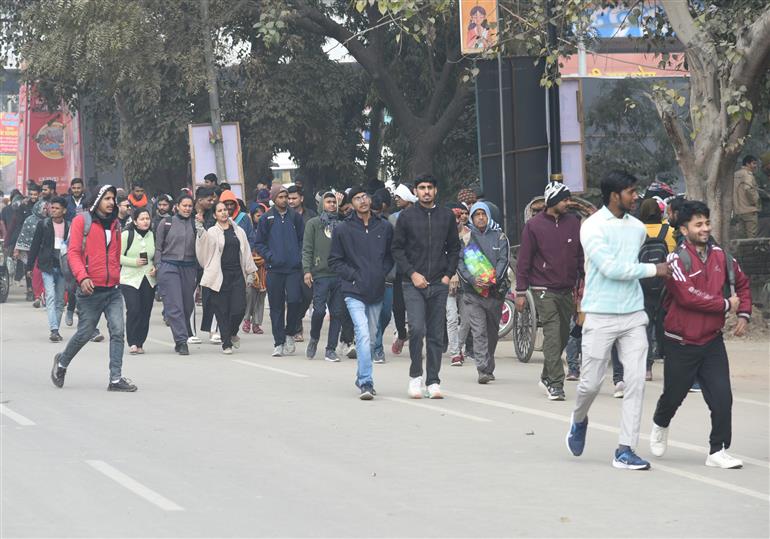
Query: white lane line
86 460 184 511
0 404 36 426
448 392 770 470
382 397 492 423
231 359 310 378
653 462 770 503
646 381 770 408
145 337 176 348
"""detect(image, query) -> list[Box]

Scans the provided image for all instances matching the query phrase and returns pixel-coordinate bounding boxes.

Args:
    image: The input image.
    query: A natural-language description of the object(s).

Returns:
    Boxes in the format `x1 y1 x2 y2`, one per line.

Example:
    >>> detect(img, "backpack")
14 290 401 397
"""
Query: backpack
123 227 136 256
60 213 92 284
638 224 670 297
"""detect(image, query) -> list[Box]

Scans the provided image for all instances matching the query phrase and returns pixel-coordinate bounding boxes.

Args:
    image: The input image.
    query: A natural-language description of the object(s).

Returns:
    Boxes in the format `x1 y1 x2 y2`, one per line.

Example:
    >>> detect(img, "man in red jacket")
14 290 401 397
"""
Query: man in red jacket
51 185 137 392
649 201 750 469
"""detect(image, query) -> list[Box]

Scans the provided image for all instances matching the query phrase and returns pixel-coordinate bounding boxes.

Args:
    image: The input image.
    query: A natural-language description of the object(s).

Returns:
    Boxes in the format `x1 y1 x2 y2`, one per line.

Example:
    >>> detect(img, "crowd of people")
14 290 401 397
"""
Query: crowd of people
0 162 755 471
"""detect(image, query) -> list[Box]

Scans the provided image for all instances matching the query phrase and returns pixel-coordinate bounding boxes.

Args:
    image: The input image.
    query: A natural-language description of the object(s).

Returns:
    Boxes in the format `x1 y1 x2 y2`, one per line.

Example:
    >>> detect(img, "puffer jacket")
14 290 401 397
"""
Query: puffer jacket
68 213 121 288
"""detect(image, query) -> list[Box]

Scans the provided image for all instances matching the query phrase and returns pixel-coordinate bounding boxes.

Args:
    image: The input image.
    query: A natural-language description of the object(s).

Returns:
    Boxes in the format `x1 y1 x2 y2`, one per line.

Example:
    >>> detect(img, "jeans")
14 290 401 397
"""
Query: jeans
42 268 66 331
310 276 344 352
403 281 449 386
58 287 125 381
345 297 382 387
373 284 393 357
266 270 302 347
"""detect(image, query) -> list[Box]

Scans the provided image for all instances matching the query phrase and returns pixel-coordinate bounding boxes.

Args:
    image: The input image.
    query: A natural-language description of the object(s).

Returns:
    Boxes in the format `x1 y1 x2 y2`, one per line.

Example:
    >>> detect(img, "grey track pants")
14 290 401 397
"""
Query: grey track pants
157 262 197 345
462 292 502 375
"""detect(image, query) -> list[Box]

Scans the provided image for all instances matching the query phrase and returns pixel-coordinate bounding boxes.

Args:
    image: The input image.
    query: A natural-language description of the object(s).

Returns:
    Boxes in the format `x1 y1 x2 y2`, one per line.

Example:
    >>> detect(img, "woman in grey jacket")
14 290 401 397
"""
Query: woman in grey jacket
196 202 257 354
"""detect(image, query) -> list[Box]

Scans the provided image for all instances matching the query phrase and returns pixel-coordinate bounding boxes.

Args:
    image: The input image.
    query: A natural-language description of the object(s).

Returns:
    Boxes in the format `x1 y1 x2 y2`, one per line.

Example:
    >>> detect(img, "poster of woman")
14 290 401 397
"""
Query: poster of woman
460 0 498 54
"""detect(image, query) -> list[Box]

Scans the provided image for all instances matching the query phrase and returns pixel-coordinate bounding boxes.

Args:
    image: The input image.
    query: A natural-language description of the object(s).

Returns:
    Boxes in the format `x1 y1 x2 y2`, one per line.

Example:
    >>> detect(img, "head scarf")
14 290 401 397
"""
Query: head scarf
457 187 477 206
394 184 417 204
319 191 340 232
219 189 241 219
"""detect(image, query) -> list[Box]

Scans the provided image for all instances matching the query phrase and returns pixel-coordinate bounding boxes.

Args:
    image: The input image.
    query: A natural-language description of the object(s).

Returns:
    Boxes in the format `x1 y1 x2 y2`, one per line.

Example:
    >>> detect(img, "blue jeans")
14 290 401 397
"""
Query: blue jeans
58 287 125 381
373 284 393 357
344 297 382 387
310 276 344 352
42 268 66 331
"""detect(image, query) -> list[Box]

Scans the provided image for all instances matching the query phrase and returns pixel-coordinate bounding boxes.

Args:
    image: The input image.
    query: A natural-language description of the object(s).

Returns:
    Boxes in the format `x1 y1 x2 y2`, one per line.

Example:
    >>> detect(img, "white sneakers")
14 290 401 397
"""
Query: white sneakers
706 449 743 469
407 377 442 399
209 333 222 344
427 384 443 399
649 423 668 457
187 335 202 345
272 345 283 357
612 381 625 399
284 336 296 355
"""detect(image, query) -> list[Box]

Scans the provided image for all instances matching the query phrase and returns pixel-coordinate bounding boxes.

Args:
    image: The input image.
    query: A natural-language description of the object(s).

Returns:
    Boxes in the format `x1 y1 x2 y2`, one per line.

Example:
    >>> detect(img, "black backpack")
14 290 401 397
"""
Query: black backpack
638 224 670 297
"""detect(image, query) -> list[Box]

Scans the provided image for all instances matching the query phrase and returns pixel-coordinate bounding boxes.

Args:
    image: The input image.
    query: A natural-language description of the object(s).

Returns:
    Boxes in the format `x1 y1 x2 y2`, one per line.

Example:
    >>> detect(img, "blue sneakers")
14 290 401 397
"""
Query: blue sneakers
566 413 588 456
612 447 651 470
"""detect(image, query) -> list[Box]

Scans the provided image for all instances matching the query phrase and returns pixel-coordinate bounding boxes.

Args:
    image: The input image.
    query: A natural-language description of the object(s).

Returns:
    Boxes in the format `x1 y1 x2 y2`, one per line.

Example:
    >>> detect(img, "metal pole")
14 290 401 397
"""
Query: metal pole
544 0 562 178
497 53 508 235
200 0 227 182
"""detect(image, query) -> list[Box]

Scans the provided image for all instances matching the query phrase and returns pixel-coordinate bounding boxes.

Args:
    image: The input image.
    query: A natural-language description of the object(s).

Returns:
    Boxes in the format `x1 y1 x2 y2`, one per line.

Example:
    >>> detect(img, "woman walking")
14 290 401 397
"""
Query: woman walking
243 205 268 335
120 208 156 354
196 201 257 354
155 194 198 355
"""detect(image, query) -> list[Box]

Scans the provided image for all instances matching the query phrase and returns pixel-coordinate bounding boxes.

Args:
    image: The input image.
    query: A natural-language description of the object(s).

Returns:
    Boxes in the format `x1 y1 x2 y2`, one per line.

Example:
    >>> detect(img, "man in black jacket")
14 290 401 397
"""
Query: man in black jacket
27 197 69 342
328 186 394 400
391 175 461 399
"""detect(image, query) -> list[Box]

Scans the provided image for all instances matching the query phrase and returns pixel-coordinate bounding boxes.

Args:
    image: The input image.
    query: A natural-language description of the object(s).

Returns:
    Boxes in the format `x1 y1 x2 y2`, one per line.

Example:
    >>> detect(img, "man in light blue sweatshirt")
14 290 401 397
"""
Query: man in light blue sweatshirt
566 171 672 471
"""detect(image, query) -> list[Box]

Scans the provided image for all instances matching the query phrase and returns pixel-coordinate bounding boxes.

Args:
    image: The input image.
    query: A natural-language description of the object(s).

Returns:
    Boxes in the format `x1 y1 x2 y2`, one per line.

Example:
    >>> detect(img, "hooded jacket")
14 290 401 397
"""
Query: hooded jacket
254 206 304 273
302 193 338 279
219 190 256 249
15 199 47 251
328 212 394 304
458 202 510 296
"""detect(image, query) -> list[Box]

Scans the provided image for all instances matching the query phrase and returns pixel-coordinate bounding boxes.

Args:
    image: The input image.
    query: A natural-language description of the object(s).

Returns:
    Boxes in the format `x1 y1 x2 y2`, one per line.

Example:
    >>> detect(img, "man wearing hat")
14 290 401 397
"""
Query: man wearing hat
515 181 584 401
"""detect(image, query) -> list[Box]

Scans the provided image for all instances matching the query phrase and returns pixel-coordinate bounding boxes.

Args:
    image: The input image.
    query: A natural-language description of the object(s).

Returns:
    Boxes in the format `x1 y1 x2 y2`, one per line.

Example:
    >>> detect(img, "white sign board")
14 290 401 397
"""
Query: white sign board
559 80 585 193
188 122 245 186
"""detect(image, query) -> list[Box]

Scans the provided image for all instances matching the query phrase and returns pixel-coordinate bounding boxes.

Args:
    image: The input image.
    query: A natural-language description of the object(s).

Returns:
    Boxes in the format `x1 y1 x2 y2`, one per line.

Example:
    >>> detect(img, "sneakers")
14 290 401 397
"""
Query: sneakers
539 380 566 401
128 345 139 355
705 449 743 469
253 324 264 334
613 381 625 399
391 338 405 355
373 350 385 364
612 447 651 470
566 413 588 456
306 338 319 359
359 384 374 400
90 331 105 343
478 373 492 385
566 370 580 381
450 353 463 367
427 383 443 399
108 377 138 392
175 342 190 355
650 423 669 457
222 347 233 355
408 376 423 399
187 335 202 345
51 354 66 388
231 335 241 349
242 320 251 334
689 382 702 393
26 290 34 302
33 297 41 308
65 311 74 326
272 345 283 357
324 350 340 362
49 330 63 342
209 333 222 344
346 345 357 359
284 336 296 355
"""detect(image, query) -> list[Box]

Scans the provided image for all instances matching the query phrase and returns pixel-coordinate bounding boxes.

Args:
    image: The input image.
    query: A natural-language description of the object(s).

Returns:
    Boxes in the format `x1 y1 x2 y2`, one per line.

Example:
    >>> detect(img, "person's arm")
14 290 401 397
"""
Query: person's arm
732 257 752 319
302 219 315 274
391 212 414 278
327 227 356 282
444 213 461 277
254 214 273 263
666 254 728 313
26 221 44 272
457 247 473 284
581 221 656 280
382 221 395 277
154 218 167 265
515 223 535 294
493 231 510 280
120 230 139 267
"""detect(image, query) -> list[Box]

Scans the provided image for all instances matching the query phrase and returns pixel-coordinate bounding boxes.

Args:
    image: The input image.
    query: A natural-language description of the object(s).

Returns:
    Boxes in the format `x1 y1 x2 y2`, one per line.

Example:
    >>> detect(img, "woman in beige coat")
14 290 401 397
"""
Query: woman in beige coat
196 201 257 354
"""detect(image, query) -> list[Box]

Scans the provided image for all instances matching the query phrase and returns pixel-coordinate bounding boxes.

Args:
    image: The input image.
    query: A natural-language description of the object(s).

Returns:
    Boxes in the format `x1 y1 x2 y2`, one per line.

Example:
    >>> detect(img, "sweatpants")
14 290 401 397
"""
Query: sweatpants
121 278 155 347
446 293 460 356
462 292 502 375
244 287 266 326
266 270 302 347
532 289 574 389
208 271 247 350
653 335 733 453
403 281 449 386
201 286 215 333
157 262 197 345
573 310 648 448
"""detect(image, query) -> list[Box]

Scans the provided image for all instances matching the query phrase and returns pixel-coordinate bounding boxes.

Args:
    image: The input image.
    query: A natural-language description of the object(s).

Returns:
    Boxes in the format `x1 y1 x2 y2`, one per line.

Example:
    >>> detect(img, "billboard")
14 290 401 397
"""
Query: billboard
460 0 498 54
188 122 245 199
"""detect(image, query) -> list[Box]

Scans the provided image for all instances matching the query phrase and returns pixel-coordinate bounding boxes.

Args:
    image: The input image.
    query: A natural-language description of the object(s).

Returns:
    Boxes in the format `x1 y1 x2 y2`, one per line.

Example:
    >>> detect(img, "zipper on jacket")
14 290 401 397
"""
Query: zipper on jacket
104 223 110 285
427 211 432 280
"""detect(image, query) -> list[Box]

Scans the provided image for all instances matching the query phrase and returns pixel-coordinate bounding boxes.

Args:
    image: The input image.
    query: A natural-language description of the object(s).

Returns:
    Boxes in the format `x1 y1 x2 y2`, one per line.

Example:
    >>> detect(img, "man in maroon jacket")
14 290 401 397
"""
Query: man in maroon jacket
649 201 750 469
515 181 584 401
51 185 137 392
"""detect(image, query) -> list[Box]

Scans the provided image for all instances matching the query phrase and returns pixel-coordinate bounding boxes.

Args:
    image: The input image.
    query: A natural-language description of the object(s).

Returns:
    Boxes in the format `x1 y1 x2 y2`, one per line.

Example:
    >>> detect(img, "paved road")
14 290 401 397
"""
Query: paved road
2 285 769 537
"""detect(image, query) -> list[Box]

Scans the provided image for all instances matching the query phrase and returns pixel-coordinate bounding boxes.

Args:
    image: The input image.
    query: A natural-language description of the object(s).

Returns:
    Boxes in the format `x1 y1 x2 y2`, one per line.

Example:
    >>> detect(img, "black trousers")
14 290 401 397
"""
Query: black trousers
403 281 449 386
392 276 407 340
121 279 155 347
208 272 246 350
653 335 733 453
201 286 215 333
291 281 313 336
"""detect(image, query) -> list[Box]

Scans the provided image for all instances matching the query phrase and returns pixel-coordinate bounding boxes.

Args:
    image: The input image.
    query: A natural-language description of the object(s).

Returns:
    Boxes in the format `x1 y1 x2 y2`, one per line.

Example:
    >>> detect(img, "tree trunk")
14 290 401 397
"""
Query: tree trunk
200 0 227 183
405 134 437 180
364 101 385 183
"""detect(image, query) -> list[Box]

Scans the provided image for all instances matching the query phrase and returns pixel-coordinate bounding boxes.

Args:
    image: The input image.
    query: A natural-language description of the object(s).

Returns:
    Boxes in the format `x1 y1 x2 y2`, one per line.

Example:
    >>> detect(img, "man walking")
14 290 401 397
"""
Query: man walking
515 181 583 400
649 201 751 469
732 155 761 238
27 196 69 342
255 184 304 357
566 171 671 470
457 201 509 384
303 191 344 362
389 184 417 355
65 177 87 223
50 185 137 392
392 174 461 399
328 186 394 400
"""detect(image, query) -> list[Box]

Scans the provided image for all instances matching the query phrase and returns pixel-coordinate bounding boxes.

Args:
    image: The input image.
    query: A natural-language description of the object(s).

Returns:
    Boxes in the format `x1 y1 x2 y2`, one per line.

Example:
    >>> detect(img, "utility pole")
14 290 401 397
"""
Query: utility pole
544 0 562 180
200 0 227 182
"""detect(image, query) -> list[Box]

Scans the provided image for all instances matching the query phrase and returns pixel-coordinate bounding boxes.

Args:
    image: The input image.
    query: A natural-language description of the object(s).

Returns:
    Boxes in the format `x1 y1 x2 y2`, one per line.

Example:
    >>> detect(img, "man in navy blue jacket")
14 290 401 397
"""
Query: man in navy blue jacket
255 184 305 357
328 185 394 400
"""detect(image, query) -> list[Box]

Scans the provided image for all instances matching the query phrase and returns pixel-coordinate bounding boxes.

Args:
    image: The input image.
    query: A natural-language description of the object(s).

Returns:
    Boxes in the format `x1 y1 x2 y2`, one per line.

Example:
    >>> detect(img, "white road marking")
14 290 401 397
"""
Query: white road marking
86 460 184 511
231 359 310 378
383 397 492 423
0 404 36 426
145 337 176 348
653 462 770 503
448 391 770 471
646 381 770 408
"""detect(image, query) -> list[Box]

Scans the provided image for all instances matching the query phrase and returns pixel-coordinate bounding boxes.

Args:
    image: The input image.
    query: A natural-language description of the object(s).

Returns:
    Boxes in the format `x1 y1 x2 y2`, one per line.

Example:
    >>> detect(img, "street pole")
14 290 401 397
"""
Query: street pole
544 0 562 181
497 52 508 235
200 0 227 182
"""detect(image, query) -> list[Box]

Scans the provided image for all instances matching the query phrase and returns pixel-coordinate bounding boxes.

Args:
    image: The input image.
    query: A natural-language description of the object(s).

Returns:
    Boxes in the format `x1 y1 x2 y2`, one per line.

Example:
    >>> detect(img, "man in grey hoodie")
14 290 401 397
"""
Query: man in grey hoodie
302 191 343 361
457 201 510 384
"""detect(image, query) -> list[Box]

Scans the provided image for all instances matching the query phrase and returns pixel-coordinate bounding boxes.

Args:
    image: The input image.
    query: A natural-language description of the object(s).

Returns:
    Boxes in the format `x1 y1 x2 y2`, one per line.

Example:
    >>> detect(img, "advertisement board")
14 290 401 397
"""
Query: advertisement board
459 0 498 55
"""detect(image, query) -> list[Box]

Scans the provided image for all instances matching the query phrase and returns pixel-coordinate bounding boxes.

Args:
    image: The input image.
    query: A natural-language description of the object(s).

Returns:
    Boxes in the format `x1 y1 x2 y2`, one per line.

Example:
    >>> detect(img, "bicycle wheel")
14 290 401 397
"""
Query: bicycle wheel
512 290 536 362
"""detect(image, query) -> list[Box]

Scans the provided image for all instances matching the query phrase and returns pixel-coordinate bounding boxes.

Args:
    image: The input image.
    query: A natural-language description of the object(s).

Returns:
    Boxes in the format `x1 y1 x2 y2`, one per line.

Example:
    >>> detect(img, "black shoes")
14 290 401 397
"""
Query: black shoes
108 377 138 392
175 342 190 355
49 331 63 342
51 354 66 388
